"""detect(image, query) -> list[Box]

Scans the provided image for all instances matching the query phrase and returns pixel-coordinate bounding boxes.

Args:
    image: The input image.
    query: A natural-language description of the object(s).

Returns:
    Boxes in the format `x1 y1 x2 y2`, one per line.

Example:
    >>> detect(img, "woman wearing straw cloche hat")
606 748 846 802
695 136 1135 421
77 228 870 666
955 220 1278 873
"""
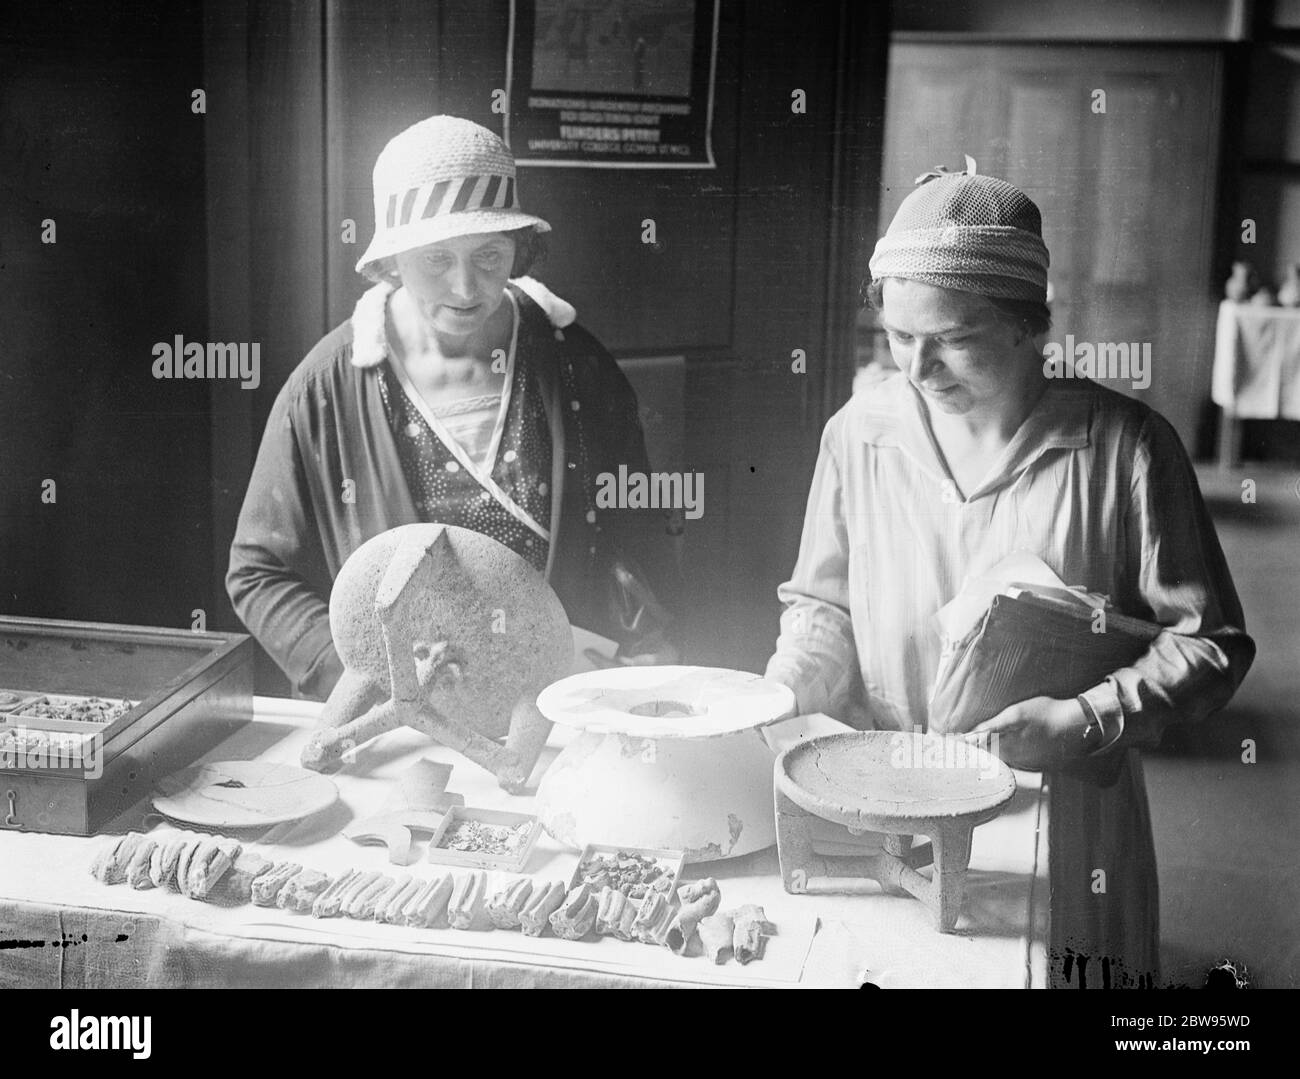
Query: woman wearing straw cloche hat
227 116 681 699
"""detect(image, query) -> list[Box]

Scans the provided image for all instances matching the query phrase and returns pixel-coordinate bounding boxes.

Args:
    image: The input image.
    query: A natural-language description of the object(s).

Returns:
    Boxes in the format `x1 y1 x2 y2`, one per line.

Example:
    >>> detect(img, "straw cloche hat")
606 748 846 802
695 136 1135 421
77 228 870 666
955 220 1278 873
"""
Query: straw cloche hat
356 115 551 279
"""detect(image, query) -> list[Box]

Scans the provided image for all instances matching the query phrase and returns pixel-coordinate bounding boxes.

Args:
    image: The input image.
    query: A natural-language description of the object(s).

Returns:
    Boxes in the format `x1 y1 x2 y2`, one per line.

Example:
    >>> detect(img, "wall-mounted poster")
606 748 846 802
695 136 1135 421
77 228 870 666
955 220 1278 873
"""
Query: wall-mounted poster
504 0 719 169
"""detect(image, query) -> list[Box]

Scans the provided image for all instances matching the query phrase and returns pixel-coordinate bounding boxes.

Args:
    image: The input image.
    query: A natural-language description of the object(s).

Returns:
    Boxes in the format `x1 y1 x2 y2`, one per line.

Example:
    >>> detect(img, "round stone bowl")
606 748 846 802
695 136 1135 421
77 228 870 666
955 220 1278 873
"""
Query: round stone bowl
534 666 796 861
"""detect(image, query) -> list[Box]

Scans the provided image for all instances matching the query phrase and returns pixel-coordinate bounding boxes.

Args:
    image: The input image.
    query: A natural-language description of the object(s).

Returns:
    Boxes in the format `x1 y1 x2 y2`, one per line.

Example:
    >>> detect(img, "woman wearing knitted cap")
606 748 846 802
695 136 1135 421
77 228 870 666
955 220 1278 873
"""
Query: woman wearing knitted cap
227 116 680 701
766 163 1254 987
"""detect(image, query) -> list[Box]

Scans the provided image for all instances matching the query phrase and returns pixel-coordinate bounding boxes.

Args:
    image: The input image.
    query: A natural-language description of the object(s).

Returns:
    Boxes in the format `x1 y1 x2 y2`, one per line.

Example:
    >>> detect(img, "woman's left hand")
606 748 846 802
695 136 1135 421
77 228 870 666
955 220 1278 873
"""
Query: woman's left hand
960 695 1090 770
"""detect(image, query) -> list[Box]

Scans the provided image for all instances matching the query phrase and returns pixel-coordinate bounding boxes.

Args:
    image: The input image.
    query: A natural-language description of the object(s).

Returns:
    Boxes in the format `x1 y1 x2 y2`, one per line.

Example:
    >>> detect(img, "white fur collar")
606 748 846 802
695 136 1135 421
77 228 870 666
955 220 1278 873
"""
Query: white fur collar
349 281 393 368
349 276 577 369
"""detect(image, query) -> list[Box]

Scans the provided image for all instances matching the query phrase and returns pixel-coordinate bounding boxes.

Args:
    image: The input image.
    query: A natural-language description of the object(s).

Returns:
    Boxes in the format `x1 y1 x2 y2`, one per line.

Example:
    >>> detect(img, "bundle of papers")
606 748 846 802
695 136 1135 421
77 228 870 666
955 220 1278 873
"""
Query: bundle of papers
929 552 1161 737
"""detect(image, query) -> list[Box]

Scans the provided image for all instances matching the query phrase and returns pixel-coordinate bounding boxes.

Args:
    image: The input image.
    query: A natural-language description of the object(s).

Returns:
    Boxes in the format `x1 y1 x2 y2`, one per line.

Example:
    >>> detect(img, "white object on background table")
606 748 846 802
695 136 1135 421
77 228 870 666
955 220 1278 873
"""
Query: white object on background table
1212 300 1300 468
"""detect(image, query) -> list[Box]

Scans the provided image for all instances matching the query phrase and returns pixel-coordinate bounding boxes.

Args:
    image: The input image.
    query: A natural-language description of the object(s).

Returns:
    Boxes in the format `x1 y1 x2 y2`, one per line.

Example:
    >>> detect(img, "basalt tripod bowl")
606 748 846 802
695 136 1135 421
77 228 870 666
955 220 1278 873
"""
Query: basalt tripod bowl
775 730 1016 932
300 524 573 793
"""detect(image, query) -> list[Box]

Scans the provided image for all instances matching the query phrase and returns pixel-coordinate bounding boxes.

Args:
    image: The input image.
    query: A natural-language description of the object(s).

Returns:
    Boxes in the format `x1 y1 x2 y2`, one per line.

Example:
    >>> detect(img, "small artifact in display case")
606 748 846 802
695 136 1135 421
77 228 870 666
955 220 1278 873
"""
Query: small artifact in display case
13 695 136 724
0 616 253 836
427 806 541 873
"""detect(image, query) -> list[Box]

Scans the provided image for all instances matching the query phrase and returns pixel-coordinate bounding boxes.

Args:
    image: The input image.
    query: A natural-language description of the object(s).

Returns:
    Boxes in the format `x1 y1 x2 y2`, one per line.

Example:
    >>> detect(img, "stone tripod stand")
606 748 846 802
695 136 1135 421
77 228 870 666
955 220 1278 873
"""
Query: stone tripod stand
774 731 1017 933
300 524 573 793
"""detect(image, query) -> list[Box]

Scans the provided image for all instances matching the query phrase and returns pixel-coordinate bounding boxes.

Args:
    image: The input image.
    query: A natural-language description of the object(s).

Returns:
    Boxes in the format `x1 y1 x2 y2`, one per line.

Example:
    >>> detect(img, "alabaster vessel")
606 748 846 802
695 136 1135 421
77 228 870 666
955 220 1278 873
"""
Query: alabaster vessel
534 666 795 861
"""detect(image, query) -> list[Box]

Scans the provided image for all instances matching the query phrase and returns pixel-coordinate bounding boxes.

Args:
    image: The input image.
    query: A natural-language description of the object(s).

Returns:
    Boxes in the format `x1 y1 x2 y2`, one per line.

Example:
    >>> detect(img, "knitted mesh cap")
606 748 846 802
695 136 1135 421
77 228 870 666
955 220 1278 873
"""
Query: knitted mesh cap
356 115 551 280
893 173 1042 235
869 169 1050 302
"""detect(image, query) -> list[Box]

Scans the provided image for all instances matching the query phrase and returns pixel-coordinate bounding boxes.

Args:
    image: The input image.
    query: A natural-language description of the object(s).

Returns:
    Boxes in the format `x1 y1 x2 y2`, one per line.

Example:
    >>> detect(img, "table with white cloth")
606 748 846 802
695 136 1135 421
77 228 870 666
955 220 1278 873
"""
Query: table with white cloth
0 697 1048 989
1212 300 1300 467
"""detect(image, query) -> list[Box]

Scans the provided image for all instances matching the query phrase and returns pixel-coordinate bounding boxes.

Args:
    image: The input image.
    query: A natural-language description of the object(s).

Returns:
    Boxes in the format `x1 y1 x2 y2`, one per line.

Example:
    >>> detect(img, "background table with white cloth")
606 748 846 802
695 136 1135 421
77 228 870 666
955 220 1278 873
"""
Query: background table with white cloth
1212 300 1300 467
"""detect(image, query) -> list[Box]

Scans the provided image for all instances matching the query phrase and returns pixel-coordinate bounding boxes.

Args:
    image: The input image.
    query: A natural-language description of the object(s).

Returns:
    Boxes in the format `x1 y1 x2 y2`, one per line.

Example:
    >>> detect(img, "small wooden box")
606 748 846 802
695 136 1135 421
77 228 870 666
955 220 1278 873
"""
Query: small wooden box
0 616 253 836
568 844 685 896
426 806 542 873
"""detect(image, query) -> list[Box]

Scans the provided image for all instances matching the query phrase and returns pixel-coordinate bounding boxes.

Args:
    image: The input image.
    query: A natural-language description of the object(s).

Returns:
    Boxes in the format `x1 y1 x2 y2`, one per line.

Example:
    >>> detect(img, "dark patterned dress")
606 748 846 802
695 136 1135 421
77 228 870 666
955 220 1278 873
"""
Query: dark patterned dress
377 294 553 573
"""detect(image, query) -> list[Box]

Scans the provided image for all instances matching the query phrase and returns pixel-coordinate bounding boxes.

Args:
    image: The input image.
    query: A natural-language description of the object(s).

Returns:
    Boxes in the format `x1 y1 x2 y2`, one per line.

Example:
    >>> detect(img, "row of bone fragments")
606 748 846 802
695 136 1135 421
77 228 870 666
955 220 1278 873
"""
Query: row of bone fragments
90 830 773 962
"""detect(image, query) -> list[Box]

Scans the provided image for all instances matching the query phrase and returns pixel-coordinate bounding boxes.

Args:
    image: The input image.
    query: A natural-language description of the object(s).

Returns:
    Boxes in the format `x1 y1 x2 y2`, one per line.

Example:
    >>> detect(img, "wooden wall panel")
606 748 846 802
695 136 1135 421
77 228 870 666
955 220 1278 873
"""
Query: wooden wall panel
324 0 446 326
874 43 1223 452
206 0 327 691
685 1 888 671
1 2 212 631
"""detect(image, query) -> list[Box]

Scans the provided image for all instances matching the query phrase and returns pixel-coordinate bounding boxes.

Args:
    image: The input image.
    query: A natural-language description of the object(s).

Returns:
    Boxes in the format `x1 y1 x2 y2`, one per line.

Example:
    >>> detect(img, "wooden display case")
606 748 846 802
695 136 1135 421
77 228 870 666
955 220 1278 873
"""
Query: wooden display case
0 616 253 836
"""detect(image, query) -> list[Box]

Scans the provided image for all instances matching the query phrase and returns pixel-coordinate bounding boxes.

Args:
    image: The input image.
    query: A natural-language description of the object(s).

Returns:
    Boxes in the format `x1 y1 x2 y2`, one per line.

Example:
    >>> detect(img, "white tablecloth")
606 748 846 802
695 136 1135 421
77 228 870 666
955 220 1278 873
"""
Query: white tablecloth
0 697 1048 988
